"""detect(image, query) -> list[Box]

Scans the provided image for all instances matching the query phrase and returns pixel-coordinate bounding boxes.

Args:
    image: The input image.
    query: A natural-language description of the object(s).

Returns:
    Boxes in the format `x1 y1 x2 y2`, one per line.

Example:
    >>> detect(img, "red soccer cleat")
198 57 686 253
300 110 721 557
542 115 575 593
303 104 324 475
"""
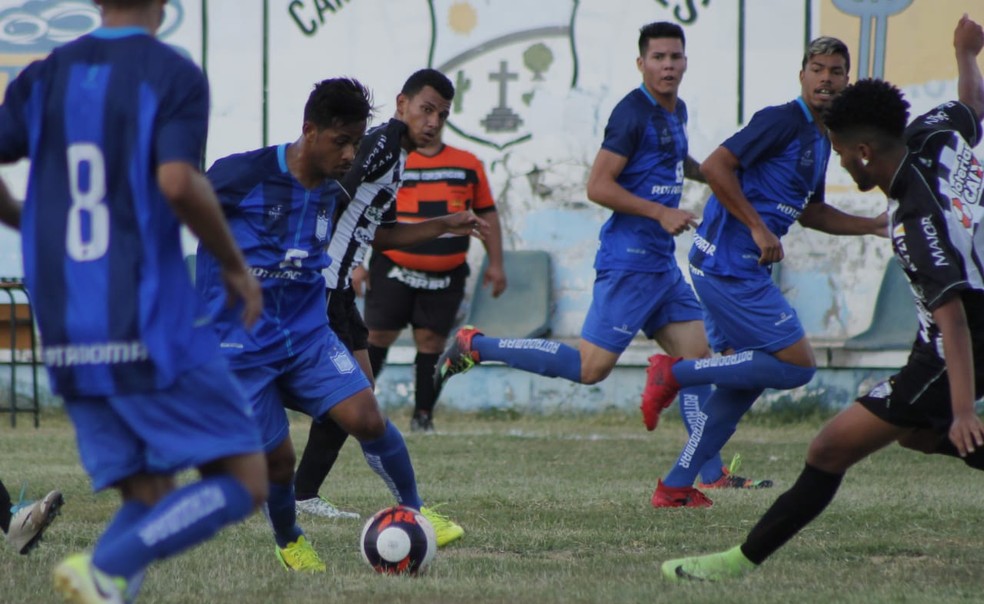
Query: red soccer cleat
651 480 713 509
640 354 681 430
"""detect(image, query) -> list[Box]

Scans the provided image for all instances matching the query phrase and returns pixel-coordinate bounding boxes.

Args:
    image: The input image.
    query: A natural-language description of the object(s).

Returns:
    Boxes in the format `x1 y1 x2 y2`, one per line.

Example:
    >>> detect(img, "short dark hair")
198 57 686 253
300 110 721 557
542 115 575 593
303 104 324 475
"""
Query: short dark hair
802 36 851 74
98 0 158 8
303 78 374 130
824 79 910 141
638 21 685 56
400 68 455 101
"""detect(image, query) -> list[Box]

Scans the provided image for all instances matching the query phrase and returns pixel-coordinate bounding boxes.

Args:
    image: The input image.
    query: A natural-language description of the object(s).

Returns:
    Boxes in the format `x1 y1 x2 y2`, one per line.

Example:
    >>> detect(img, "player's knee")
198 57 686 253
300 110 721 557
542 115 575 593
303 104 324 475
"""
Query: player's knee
265 447 296 485
773 362 816 389
580 362 613 385
806 434 853 473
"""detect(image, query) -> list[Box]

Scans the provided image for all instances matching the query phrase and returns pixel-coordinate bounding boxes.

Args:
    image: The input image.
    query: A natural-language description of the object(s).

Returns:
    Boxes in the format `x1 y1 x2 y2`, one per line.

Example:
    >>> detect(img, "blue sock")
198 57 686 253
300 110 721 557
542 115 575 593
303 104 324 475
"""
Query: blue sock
677 385 724 483
265 482 303 548
672 351 816 391
94 500 150 599
92 475 253 579
664 388 762 488
360 420 423 509
471 335 582 383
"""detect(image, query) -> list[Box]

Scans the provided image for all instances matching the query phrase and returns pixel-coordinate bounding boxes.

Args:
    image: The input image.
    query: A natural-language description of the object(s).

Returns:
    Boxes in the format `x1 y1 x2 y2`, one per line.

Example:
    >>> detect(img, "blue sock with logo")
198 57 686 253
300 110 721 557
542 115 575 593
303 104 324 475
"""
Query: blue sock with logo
360 420 423 509
92 475 254 579
663 387 762 488
677 385 725 483
265 481 304 548
672 350 816 391
471 335 582 382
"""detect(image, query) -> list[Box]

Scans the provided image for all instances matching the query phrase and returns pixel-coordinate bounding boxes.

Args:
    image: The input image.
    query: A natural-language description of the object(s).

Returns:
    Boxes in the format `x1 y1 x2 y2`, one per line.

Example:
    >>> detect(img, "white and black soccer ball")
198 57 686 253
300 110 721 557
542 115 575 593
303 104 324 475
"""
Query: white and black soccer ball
360 505 437 575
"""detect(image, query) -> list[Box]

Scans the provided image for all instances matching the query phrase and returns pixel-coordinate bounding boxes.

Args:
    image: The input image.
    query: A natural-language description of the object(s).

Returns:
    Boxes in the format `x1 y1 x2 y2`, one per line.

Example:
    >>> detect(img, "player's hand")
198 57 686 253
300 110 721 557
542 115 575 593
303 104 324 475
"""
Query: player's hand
751 225 784 264
351 264 369 297
657 206 699 236
955 13 984 57
870 211 890 237
223 266 263 329
443 211 490 240
949 410 984 457
483 263 507 298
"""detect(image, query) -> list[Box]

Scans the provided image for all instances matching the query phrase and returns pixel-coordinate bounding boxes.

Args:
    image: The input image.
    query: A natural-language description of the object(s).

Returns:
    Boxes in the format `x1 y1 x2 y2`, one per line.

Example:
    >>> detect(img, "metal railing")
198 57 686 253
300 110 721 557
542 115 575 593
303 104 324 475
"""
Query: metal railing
0 278 40 428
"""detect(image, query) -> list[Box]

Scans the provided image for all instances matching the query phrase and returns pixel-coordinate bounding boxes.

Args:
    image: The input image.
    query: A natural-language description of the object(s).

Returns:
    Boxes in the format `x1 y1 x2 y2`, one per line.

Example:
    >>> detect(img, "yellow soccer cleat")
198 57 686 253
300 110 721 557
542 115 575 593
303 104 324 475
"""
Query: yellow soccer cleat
420 505 464 547
275 535 327 572
53 553 126 603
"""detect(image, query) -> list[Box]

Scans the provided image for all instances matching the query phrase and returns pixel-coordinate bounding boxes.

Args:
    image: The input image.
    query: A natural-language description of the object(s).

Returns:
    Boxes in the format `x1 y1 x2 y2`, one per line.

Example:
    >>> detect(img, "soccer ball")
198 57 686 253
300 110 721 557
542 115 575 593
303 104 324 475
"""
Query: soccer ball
360 505 437 575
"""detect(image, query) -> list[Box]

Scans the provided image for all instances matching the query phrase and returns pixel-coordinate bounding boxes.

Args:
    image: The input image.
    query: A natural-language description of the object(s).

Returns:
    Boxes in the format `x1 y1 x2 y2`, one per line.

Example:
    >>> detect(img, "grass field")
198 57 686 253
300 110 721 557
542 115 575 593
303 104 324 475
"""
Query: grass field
1 408 982 604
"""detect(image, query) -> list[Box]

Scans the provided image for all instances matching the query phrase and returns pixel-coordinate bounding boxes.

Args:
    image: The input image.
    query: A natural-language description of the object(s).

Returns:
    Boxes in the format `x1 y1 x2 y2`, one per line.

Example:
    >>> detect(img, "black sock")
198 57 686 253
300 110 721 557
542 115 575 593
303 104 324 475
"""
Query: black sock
934 438 984 470
0 479 10 534
293 418 349 501
414 352 440 416
368 344 389 379
741 463 844 564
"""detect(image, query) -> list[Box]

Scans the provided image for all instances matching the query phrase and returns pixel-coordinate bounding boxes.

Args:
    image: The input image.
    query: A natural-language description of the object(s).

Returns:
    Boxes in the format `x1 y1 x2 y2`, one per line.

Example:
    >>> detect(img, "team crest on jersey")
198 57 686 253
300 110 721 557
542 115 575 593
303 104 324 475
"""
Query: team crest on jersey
427 0 579 151
330 348 356 374
0 0 186 96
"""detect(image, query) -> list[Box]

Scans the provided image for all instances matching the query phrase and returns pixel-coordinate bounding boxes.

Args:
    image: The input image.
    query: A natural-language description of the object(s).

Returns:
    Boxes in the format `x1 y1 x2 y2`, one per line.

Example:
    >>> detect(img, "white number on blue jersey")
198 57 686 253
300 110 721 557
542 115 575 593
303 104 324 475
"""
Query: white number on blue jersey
66 143 110 262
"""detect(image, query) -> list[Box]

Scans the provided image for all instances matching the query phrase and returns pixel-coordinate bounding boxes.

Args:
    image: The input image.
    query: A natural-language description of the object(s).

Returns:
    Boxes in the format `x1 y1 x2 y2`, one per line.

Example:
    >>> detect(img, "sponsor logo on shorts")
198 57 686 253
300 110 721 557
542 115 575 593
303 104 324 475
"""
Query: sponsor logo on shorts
330 349 356 374
868 380 892 400
774 312 794 327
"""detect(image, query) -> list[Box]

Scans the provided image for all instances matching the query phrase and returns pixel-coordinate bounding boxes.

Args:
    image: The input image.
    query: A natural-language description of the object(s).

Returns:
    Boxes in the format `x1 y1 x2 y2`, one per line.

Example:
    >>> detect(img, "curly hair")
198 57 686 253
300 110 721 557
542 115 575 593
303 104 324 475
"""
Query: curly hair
304 78 375 130
824 79 910 140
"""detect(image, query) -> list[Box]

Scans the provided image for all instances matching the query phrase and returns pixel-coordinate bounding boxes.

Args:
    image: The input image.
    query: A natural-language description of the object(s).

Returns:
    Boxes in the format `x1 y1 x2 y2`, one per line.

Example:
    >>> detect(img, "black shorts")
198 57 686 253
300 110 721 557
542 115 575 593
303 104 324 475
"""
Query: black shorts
363 253 467 336
858 348 984 433
327 286 368 352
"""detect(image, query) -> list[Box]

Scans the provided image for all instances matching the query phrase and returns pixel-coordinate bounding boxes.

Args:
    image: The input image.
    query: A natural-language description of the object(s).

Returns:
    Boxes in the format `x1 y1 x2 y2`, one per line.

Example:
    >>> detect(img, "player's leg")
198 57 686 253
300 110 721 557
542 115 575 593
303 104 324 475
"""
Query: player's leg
364 253 414 379
408 272 466 431
57 360 267 600
294 288 364 519
0 479 10 535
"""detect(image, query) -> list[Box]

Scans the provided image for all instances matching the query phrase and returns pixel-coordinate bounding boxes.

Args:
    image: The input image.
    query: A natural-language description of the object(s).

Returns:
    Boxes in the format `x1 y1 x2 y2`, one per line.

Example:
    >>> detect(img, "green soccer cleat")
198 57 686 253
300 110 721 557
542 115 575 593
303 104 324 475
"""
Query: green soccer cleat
53 553 126 603
698 454 774 490
661 545 757 582
420 505 464 547
275 535 327 572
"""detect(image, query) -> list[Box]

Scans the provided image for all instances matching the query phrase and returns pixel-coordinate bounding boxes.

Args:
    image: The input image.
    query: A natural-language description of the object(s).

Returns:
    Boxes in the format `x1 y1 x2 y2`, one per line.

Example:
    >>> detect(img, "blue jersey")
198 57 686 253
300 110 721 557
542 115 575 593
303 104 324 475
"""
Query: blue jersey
594 86 690 273
196 144 341 367
0 27 218 397
690 98 829 278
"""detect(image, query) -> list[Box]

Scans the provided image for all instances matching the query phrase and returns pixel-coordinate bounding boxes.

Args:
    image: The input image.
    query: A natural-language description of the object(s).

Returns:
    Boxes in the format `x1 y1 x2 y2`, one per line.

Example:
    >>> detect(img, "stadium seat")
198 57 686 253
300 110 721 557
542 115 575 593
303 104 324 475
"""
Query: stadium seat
465 250 552 338
842 260 917 350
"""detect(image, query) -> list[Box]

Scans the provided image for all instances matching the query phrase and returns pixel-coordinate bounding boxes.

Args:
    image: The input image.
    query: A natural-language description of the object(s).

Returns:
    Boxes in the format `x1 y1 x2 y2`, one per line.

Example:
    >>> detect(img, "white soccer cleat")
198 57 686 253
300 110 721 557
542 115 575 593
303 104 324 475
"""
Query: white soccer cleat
295 496 360 519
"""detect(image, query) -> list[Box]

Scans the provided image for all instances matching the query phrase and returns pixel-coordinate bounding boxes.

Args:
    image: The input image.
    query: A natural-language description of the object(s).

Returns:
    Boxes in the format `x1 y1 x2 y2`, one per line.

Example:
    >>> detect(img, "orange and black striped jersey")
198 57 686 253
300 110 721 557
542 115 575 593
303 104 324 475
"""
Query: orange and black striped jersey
383 144 496 272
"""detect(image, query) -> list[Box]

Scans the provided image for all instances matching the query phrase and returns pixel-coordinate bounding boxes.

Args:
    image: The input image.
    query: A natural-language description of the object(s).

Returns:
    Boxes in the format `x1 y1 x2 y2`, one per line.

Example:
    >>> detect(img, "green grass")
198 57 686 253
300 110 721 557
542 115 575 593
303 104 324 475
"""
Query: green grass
1 409 982 603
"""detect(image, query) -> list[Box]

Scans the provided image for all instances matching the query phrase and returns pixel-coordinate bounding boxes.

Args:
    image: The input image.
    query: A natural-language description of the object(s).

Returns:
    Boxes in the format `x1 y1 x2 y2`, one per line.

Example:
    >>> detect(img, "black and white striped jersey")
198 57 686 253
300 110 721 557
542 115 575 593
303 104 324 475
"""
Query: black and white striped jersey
889 101 984 356
323 118 406 290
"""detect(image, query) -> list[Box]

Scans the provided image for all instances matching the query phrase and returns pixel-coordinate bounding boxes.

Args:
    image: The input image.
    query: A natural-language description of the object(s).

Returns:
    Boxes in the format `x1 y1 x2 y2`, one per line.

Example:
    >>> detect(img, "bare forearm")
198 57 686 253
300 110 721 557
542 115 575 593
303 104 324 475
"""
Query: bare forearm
585 176 662 220
0 178 21 230
936 298 976 417
372 220 447 250
702 161 763 231
957 51 984 119
684 155 705 184
799 204 884 236
482 210 505 268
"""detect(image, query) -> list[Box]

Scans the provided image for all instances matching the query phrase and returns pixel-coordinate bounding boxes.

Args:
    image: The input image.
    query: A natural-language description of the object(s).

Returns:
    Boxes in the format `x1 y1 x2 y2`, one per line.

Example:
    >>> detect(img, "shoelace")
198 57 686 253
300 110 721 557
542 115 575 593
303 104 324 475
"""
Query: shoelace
290 541 322 567
726 453 743 476
423 505 453 528
9 482 33 515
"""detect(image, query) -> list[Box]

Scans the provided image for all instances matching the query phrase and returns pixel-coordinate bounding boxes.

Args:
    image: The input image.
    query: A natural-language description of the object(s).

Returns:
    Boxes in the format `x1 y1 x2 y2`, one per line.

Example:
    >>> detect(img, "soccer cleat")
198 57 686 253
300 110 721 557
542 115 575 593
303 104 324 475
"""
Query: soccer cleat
434 326 483 392
420 505 464 547
7 488 63 555
651 480 713 508
53 553 126 603
641 354 682 431
661 545 757 582
410 412 435 433
295 496 360 519
698 454 774 490
275 535 327 572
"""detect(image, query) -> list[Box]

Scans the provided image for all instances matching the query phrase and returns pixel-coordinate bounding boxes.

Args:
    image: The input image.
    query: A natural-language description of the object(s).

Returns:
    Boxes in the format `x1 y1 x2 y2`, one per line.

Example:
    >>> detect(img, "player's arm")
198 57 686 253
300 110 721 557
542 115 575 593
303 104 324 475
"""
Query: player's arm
371 212 489 250
798 203 888 236
933 294 984 456
478 209 507 297
683 154 706 183
586 148 697 235
701 145 782 264
955 14 984 122
158 161 262 328
0 178 20 230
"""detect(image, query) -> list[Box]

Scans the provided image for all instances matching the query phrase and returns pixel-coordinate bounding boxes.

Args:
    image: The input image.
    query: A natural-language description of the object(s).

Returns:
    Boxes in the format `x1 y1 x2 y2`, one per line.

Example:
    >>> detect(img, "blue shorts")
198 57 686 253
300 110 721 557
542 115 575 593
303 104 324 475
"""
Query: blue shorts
581 268 703 354
65 356 262 492
234 328 370 452
690 267 804 354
